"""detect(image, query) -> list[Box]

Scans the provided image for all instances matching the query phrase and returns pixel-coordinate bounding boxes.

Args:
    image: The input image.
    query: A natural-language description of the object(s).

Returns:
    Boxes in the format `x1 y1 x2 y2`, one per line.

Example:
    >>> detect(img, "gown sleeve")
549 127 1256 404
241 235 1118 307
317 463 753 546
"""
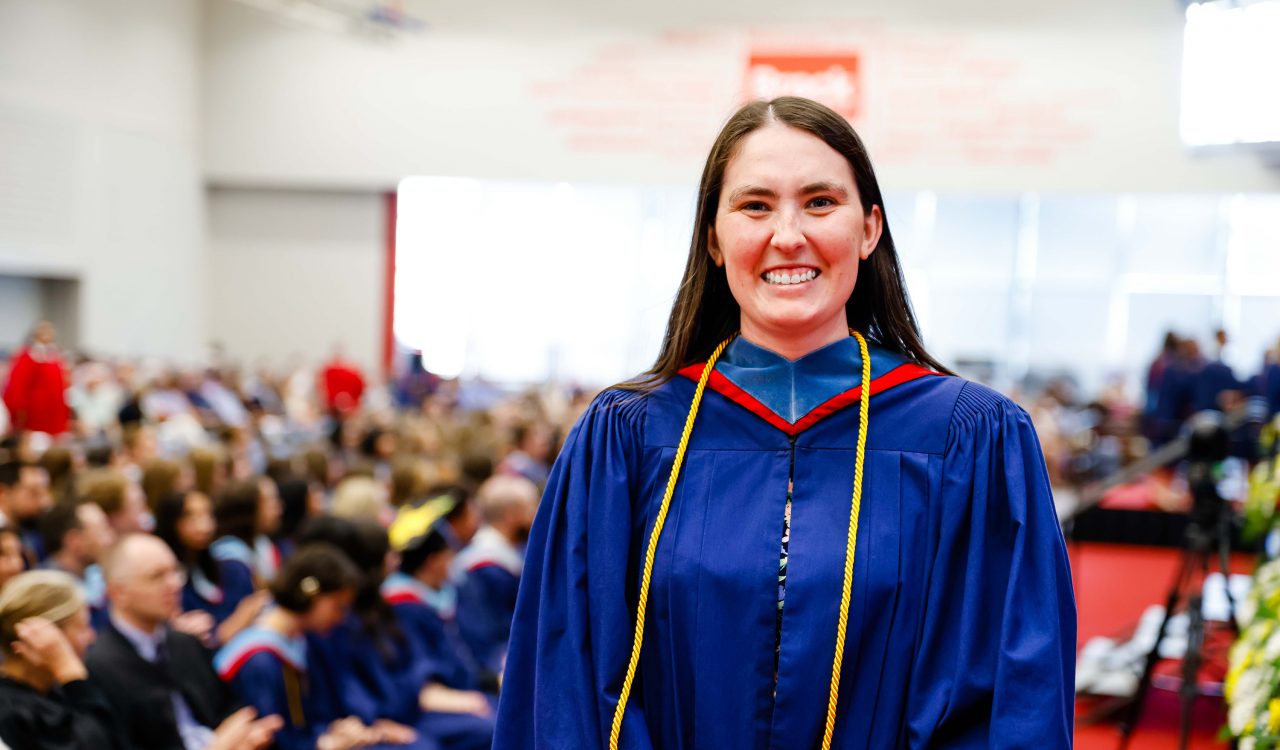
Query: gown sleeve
493 389 655 749
905 382 1076 749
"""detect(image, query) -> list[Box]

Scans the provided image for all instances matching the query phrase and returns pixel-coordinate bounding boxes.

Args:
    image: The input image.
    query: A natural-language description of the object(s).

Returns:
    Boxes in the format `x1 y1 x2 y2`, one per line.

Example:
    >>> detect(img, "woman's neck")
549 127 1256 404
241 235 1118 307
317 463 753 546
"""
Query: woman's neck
0 658 53 694
738 320 850 362
262 607 302 638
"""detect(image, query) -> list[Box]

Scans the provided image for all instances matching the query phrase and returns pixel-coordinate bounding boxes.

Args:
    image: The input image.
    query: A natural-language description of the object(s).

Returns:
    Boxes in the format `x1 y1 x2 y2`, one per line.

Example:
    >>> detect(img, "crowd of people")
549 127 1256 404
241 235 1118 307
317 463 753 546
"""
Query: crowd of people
0 322 577 750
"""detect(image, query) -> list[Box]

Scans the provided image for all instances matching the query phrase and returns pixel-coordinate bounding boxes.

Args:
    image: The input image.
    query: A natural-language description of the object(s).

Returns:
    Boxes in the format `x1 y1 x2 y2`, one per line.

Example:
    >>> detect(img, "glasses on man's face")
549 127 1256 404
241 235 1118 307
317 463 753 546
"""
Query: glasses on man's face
139 566 188 586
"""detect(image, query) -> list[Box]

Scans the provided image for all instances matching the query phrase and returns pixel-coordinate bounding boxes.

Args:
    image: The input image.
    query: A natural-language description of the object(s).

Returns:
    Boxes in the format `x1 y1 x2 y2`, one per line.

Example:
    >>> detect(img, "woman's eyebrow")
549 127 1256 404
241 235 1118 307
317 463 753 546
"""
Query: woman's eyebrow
800 182 850 198
726 185 777 203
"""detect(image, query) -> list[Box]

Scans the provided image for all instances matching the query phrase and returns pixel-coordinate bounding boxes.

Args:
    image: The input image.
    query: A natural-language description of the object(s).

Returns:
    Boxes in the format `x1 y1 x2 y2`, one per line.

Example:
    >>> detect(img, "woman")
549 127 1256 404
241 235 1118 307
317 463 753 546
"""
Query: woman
154 489 264 644
495 97 1075 749
212 477 283 584
0 570 116 749
214 543 419 750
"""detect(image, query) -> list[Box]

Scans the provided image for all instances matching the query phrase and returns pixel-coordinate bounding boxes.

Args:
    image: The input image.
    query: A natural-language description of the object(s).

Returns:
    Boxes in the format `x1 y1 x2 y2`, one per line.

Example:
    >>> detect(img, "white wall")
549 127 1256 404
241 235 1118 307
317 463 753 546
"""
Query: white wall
205 188 385 372
0 0 206 359
202 0 1280 193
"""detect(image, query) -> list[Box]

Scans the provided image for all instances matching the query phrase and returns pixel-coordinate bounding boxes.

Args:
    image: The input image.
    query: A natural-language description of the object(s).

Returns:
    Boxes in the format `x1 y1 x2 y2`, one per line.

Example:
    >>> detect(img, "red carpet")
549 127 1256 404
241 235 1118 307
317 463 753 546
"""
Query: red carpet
1069 541 1253 750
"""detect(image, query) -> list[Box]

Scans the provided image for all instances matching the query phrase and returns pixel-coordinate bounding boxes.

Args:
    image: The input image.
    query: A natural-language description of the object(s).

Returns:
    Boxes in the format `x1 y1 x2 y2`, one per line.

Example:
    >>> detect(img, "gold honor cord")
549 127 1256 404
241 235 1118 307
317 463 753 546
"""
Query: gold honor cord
820 329 871 750
609 335 731 750
608 331 872 750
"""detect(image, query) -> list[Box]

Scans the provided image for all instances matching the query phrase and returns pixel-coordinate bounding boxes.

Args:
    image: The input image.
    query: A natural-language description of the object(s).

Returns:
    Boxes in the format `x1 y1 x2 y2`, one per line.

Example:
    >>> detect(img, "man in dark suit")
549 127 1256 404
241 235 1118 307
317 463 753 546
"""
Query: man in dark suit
86 533 280 750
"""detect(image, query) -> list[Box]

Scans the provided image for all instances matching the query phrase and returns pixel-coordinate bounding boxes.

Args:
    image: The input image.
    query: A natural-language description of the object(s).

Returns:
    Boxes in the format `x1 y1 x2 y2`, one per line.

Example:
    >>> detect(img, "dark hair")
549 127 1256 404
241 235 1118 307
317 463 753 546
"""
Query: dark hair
38 501 82 557
214 479 261 545
0 460 29 488
275 476 313 542
427 483 476 524
626 96 950 389
295 516 403 656
268 542 360 614
399 527 451 577
153 490 219 585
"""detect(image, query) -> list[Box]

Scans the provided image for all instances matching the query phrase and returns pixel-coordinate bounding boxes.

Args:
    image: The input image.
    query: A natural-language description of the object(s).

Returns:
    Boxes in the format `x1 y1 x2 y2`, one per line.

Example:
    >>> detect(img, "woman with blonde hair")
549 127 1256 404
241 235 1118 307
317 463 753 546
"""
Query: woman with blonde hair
0 569 116 749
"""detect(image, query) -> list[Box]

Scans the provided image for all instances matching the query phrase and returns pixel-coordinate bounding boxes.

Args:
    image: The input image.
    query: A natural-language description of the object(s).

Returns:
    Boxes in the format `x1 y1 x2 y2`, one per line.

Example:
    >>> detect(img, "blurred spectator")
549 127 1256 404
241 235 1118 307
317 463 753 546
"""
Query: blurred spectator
214 543 391 750
78 469 149 536
0 570 112 750
455 475 537 673
212 478 283 585
154 490 263 645
332 476 392 527
321 346 366 416
87 534 280 750
385 527 498 700
39 502 114 630
496 422 552 490
142 458 188 510
38 447 77 505
2 321 69 436
0 460 53 563
1194 327 1243 412
67 362 123 438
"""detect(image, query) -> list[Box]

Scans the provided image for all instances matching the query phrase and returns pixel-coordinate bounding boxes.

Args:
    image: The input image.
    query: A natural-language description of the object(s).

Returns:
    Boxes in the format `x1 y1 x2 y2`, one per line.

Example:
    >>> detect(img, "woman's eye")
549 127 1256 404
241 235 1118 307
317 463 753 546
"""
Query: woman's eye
808 196 836 209
741 202 770 213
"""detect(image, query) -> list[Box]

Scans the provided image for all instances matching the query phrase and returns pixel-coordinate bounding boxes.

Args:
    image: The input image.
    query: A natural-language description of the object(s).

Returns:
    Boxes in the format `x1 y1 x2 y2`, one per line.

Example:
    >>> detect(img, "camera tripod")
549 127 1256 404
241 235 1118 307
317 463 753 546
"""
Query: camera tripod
1116 462 1238 750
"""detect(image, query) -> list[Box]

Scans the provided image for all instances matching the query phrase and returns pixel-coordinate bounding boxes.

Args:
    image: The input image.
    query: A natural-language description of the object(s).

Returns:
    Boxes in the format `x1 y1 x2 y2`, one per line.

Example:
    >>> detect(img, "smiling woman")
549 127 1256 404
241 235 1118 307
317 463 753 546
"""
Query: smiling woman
494 97 1076 750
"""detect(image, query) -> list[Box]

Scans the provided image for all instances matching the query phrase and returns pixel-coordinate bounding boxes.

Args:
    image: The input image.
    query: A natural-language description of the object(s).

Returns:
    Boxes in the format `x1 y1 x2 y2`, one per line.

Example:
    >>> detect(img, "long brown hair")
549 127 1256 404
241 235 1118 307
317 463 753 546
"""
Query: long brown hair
624 96 950 389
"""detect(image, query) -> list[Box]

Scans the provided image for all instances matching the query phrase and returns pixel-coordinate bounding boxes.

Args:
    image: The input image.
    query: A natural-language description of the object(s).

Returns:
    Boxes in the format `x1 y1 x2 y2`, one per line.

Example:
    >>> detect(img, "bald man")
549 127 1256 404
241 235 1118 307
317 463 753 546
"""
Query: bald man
85 534 279 750
455 475 538 675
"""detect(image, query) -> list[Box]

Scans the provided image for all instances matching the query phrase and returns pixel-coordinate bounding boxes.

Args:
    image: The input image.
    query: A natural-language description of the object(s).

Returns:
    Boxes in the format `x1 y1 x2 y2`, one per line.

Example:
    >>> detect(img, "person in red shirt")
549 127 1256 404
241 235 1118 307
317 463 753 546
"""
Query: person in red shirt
3 322 69 436
318 345 365 416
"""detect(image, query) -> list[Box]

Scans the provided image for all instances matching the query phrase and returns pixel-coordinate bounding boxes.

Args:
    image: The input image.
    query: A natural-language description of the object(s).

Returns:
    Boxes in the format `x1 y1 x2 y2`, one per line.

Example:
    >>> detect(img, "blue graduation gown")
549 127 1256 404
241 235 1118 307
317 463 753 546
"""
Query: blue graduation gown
216 624 429 750
181 560 256 629
455 527 523 674
382 573 487 693
494 339 1076 749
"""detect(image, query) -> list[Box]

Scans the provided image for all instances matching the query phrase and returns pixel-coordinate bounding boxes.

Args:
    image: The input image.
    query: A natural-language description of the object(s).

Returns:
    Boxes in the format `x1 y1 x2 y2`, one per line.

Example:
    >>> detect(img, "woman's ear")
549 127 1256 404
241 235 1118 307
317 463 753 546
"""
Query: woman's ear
860 205 884 261
708 227 724 268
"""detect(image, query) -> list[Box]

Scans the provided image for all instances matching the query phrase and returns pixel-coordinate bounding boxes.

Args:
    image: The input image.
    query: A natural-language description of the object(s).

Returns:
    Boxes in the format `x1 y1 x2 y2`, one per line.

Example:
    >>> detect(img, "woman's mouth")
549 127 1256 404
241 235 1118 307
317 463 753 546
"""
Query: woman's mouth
762 268 819 285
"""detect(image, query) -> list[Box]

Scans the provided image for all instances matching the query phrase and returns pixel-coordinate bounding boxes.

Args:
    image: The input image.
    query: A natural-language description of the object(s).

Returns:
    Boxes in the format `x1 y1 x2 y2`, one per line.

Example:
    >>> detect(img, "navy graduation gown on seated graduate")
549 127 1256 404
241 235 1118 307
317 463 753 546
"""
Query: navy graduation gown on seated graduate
215 624 426 750
493 337 1076 749
181 559 255 629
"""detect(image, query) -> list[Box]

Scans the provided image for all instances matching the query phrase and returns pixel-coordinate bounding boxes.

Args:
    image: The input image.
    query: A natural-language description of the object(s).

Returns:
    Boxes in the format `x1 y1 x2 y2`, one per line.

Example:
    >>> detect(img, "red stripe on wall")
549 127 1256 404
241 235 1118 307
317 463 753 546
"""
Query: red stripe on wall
383 191 398 377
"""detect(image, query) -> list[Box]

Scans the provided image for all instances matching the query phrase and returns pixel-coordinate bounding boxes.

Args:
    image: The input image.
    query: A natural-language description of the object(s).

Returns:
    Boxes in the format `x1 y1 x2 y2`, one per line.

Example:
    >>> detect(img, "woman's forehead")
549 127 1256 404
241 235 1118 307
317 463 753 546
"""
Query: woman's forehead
722 124 854 190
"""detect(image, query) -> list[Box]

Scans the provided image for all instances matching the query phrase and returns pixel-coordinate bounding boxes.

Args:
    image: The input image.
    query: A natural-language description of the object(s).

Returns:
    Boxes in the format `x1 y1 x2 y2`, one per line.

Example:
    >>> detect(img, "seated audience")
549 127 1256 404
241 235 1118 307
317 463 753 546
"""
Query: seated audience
86 534 280 750
215 543 416 750
302 517 493 750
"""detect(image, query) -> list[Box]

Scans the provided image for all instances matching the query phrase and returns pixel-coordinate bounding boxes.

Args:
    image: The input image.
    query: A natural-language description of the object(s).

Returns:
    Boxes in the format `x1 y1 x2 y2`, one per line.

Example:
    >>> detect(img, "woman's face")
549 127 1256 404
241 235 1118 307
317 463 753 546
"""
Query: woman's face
0 534 25 588
711 123 882 354
177 492 216 551
256 478 282 536
59 607 96 659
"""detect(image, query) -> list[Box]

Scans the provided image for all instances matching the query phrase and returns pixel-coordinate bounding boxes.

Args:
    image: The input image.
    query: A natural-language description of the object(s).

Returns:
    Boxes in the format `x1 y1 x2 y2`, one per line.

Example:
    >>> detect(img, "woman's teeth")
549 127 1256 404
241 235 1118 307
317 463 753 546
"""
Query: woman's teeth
763 269 818 285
